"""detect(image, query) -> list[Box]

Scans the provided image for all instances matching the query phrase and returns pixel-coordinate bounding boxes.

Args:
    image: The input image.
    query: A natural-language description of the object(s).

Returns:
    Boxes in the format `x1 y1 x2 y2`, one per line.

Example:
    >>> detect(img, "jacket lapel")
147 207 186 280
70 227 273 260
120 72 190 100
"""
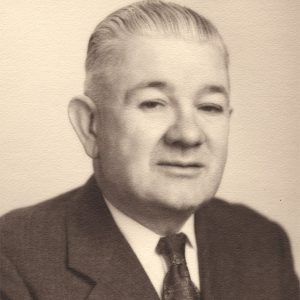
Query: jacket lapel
195 199 243 300
66 177 160 300
195 202 214 299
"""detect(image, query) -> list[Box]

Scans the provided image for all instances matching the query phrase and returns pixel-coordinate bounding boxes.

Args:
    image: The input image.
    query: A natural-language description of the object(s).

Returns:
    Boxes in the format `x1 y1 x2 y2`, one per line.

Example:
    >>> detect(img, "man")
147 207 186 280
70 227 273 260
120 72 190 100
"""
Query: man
0 1 299 299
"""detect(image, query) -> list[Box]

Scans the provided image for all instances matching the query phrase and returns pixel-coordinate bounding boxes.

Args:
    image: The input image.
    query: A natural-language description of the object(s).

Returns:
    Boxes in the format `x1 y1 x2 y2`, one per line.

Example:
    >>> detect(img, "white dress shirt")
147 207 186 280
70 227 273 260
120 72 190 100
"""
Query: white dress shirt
105 199 200 297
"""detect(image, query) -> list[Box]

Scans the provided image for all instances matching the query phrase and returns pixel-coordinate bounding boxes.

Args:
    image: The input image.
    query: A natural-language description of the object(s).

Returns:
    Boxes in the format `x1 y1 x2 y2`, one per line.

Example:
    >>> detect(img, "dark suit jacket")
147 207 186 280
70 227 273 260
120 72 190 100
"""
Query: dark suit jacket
0 177 299 299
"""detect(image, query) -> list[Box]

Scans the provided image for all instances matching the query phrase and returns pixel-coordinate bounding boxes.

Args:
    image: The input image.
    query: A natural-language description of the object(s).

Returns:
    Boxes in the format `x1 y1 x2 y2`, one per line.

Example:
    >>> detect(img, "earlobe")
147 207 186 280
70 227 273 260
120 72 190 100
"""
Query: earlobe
68 95 99 159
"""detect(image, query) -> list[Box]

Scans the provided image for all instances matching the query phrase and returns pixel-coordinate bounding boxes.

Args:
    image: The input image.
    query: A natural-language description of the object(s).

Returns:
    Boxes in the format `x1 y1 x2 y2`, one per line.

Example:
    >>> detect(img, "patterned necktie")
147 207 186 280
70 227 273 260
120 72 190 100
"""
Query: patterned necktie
157 233 201 300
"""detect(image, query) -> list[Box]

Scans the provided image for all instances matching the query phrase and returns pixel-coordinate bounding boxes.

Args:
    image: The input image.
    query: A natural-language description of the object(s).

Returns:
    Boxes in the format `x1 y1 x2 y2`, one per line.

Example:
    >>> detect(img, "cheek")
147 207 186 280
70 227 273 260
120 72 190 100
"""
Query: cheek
119 112 169 153
205 120 230 153
99 118 162 165
98 103 173 161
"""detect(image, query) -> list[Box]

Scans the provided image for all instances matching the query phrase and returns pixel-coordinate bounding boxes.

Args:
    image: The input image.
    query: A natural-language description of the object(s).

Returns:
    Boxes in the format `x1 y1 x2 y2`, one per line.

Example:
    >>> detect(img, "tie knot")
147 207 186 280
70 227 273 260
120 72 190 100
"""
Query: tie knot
157 233 187 265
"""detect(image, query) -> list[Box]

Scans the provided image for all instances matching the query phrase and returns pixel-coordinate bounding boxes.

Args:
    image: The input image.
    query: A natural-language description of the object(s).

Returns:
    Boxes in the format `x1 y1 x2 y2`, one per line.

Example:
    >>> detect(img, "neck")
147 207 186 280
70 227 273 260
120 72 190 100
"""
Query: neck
93 175 194 236
123 200 193 236
108 196 194 236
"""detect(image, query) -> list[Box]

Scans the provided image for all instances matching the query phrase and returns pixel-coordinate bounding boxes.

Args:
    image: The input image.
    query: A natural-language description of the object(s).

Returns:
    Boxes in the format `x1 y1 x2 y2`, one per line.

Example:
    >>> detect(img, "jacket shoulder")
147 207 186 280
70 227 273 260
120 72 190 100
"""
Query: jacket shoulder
197 198 299 297
197 197 296 259
0 179 100 299
204 198 282 232
199 198 297 268
0 186 81 256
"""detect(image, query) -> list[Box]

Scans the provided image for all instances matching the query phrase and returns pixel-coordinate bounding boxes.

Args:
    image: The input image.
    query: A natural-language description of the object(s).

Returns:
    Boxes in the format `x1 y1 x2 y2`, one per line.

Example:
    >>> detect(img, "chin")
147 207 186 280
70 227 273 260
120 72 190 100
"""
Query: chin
144 188 212 213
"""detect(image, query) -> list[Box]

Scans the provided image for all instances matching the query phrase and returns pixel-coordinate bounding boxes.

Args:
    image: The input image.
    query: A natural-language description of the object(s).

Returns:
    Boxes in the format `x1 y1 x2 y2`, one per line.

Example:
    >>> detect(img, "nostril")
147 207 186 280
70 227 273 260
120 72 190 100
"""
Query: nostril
163 121 205 148
168 140 202 150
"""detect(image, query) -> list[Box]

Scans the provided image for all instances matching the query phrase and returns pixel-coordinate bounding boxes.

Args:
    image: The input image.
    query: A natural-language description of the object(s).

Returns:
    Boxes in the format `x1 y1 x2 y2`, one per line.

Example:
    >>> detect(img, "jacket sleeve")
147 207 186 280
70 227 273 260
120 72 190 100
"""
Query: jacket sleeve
0 251 33 300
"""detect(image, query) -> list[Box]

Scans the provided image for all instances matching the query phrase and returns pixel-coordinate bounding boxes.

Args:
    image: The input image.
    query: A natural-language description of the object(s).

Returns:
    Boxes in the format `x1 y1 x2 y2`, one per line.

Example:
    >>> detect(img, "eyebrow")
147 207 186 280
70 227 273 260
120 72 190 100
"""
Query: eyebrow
125 80 170 102
133 80 168 89
200 84 229 100
125 81 229 101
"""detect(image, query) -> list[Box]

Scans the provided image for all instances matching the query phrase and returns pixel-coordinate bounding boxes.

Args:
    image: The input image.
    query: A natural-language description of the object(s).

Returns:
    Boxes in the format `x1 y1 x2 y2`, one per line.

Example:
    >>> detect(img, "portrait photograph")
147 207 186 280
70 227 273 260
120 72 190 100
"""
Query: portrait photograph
1 0 299 299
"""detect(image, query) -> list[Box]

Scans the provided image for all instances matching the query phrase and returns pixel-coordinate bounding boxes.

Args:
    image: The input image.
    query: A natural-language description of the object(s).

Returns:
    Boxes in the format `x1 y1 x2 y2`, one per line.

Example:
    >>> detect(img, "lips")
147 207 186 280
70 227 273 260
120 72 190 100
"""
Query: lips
157 161 203 168
156 161 204 177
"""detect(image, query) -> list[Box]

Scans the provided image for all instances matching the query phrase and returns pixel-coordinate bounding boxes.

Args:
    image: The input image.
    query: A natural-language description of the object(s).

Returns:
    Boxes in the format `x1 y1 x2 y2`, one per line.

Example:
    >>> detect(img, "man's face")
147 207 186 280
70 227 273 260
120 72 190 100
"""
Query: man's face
93 35 231 212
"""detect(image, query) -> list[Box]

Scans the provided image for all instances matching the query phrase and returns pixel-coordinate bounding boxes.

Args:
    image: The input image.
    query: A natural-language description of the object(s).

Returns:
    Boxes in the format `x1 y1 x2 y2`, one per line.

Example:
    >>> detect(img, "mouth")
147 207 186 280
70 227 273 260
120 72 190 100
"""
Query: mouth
158 161 202 168
156 161 204 177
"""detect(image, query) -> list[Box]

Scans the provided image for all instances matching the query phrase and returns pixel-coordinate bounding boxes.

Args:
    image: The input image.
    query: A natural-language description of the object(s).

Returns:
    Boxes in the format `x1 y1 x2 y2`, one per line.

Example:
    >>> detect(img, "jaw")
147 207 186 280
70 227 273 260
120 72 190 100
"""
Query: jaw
93 153 226 235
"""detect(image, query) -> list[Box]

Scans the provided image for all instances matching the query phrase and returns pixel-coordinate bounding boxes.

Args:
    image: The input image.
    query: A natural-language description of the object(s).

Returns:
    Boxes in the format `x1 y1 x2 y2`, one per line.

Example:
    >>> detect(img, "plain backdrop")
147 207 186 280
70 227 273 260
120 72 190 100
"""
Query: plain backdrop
1 0 299 276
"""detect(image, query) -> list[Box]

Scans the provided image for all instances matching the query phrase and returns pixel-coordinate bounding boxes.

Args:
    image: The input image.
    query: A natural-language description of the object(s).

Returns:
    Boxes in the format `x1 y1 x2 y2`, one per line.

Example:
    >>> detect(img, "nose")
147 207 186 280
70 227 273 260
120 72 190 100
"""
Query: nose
164 109 206 149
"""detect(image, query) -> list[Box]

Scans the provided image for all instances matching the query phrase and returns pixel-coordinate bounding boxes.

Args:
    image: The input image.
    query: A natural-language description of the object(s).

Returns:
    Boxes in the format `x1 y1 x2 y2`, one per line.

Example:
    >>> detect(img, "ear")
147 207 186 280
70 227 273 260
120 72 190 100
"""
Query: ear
68 95 99 159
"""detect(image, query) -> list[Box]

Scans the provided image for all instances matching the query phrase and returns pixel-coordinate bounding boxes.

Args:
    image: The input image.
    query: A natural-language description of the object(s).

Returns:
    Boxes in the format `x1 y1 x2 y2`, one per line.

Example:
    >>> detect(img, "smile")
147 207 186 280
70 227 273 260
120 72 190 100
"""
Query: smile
157 161 204 177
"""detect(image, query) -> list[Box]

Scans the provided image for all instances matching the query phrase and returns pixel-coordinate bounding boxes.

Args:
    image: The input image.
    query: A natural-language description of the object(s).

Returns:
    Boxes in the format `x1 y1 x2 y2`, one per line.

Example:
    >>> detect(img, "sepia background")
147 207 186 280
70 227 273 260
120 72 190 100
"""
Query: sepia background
1 0 299 276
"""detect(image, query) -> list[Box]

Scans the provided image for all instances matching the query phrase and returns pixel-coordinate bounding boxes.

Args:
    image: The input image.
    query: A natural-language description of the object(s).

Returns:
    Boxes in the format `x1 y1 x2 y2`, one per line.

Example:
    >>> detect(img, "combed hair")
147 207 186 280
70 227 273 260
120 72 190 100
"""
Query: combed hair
85 0 229 93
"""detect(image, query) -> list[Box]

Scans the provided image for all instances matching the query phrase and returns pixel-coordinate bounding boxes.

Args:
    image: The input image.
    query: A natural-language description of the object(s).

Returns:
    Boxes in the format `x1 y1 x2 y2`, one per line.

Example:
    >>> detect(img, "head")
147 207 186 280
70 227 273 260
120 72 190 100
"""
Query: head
69 0 232 229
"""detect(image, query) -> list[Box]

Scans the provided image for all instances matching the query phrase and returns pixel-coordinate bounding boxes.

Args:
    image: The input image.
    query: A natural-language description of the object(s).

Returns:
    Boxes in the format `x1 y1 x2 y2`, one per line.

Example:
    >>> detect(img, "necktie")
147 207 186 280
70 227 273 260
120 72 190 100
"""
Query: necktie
157 233 201 300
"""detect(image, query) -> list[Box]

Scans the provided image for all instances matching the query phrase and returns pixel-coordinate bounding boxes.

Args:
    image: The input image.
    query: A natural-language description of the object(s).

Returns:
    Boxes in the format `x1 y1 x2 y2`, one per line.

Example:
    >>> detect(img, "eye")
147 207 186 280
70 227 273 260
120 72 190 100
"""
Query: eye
139 100 165 110
197 103 224 113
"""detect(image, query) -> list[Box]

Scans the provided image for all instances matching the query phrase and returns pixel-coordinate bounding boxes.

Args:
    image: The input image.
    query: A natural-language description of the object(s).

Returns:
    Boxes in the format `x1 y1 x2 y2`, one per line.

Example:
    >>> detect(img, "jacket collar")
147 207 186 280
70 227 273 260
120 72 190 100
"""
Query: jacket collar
66 177 160 300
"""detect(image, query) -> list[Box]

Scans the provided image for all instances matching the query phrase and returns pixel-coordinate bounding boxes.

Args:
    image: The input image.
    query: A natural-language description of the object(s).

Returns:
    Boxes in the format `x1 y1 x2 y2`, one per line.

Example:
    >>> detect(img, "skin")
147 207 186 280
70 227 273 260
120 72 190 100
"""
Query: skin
69 34 232 235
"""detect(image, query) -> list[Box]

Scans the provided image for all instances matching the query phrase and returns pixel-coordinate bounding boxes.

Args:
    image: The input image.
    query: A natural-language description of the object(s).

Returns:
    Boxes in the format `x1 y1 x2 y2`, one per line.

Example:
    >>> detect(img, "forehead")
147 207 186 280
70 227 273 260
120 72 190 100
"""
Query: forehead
125 35 225 68
90 34 229 100
117 35 228 91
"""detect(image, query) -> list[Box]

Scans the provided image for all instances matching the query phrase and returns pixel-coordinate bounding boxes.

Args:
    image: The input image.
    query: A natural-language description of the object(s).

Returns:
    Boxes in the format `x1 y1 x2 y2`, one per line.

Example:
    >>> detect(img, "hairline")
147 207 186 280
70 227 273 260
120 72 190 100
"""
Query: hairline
84 32 229 100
